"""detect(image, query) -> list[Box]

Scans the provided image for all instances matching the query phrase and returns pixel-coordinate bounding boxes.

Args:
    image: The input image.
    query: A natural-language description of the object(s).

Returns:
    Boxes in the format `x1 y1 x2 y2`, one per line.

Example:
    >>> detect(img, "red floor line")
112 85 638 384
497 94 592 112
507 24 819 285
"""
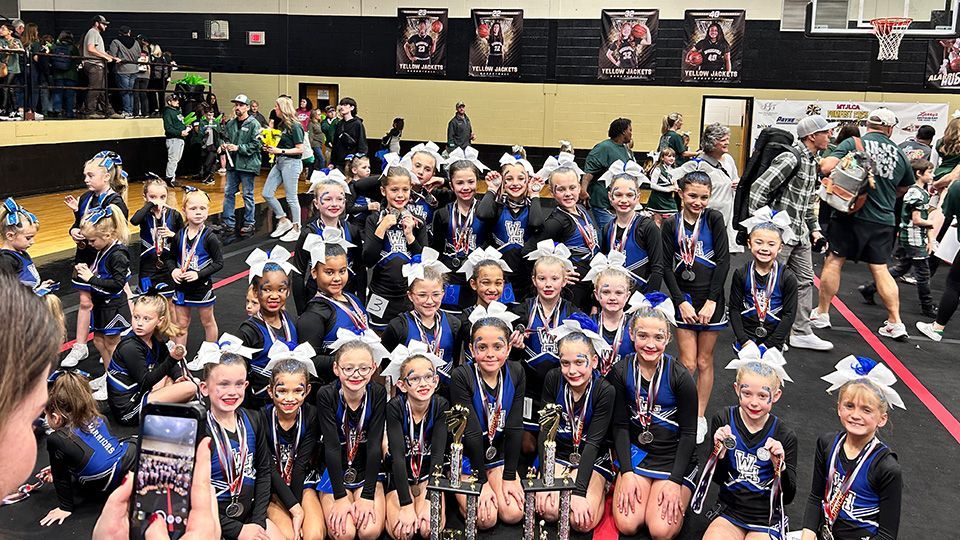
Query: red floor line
814 276 960 444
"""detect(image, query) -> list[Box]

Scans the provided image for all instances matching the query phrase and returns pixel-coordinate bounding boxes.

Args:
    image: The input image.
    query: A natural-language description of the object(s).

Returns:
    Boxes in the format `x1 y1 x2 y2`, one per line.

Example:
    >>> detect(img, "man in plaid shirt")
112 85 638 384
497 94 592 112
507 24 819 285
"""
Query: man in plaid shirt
748 115 834 351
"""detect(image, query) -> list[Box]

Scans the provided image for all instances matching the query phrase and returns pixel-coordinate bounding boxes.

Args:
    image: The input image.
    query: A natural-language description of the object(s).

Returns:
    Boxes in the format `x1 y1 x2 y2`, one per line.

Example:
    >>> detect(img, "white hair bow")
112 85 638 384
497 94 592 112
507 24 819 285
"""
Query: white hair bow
328 328 390 362
499 153 534 176
599 160 646 187
309 168 349 192
402 141 443 173
954 109 960 120
401 247 451 285
265 341 318 377
187 333 259 371
524 240 574 271
246 245 298 282
583 251 629 282
739 205 796 245
460 246 512 277
304 230 356 268
822 355 905 410
468 301 520 327
446 146 489 171
626 291 677 326
380 340 445 381
548 315 612 355
536 152 584 179
725 341 792 383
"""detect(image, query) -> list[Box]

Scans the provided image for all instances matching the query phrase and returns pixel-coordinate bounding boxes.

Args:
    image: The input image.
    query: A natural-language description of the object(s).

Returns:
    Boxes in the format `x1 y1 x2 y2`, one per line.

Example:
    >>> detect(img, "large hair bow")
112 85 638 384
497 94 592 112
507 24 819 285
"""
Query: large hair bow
739 205 796 245
327 327 390 362
83 206 114 225
401 247 451 285
498 153 534 176
309 167 349 192
524 240 574 271
381 340 445 381
468 301 520 326
187 333 259 371
94 150 123 170
599 159 647 187
381 151 415 179
264 341 318 377
445 146 489 171
3 198 37 226
536 152 584 179
245 245 298 282
821 355 905 410
304 230 356 268
460 246 512 277
725 341 792 383
583 251 629 282
626 291 676 326
402 141 444 172
548 313 612 355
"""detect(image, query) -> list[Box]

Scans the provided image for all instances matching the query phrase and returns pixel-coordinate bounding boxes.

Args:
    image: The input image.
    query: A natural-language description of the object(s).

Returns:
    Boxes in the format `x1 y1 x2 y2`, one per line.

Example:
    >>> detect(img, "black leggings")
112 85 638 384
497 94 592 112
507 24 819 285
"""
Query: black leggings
936 257 960 326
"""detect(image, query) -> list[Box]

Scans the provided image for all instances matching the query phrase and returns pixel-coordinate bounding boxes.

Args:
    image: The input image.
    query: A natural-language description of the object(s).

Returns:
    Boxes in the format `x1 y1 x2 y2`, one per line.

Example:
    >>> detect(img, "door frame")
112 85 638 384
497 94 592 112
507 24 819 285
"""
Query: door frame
699 95 754 171
298 83 339 112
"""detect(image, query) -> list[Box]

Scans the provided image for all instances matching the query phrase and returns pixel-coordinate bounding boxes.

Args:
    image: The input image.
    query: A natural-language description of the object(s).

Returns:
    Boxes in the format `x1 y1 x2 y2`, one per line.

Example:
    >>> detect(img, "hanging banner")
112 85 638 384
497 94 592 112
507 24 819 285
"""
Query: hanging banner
753 100 949 146
469 9 523 79
597 9 658 81
926 38 960 90
397 8 448 76
681 9 744 84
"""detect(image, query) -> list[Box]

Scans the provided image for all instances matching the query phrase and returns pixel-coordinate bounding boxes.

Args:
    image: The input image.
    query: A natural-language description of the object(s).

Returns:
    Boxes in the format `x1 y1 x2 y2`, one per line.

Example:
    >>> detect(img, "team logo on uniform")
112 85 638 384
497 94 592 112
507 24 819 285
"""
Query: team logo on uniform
387 230 409 255
505 220 524 245
733 450 760 484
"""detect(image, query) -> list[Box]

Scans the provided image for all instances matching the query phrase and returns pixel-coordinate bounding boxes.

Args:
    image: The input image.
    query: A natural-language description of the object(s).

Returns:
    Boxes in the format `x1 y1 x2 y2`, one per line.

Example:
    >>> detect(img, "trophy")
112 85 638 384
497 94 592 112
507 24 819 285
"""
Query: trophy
427 405 481 540
522 404 575 540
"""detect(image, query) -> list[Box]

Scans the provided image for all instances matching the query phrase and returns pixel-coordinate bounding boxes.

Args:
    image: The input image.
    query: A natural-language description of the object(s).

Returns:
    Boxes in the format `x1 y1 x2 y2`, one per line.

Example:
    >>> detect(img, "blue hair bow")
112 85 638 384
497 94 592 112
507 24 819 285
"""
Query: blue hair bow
94 150 123 170
47 368 92 384
568 312 599 334
136 277 169 298
3 198 37 226
183 186 199 193
84 206 114 224
852 356 878 376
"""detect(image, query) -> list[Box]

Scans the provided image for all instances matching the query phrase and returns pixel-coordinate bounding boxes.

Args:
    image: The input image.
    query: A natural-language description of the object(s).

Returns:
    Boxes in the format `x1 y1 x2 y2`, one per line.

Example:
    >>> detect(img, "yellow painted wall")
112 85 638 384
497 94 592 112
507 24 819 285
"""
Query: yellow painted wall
0 117 162 147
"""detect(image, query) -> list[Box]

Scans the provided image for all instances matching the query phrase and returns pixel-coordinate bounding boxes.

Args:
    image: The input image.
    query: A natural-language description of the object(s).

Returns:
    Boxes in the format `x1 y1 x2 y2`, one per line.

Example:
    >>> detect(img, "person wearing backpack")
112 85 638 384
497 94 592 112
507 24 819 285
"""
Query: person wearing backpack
815 108 915 341
748 115 835 352
49 31 79 119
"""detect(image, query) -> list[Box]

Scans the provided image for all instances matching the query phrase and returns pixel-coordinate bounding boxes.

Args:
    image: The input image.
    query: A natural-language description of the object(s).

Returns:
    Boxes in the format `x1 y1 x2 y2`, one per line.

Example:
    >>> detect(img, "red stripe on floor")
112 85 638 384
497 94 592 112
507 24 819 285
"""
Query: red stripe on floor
815 276 960 444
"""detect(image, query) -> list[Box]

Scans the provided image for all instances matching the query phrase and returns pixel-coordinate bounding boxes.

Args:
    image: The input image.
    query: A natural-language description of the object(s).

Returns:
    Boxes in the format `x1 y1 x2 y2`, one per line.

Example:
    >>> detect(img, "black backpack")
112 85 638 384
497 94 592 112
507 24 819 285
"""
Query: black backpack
50 42 73 71
732 127 802 246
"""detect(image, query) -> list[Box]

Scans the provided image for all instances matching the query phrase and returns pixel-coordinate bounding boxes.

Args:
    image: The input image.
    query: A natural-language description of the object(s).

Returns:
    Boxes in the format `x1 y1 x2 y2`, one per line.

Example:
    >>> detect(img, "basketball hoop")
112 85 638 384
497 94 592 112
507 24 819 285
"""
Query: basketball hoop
871 17 912 60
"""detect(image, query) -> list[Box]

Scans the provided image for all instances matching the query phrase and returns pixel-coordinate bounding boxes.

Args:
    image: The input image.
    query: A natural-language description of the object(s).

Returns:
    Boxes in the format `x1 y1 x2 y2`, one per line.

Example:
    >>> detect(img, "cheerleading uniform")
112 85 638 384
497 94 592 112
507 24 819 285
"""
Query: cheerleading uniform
296 292 370 383
209 409 272 539
262 403 318 510
661 208 729 331
75 241 131 335
431 198 488 312
532 205 600 307
594 312 635 377
291 217 365 314
381 311 460 387
47 418 136 512
362 210 427 330
69 190 128 267
238 312 300 406
130 202 183 290
600 213 664 293
315 381 386 498
0 248 41 289
107 333 184 426
729 261 798 351
164 226 223 307
384 394 449 506
475 191 545 303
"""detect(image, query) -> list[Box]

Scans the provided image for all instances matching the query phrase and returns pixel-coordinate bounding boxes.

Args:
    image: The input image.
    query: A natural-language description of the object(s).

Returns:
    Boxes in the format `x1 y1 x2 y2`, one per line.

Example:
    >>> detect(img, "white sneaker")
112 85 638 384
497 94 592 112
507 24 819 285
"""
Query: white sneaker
916 321 944 342
878 321 908 340
789 332 834 351
92 385 108 401
809 308 832 329
696 417 707 444
89 374 107 391
270 219 294 238
279 226 301 243
61 342 89 367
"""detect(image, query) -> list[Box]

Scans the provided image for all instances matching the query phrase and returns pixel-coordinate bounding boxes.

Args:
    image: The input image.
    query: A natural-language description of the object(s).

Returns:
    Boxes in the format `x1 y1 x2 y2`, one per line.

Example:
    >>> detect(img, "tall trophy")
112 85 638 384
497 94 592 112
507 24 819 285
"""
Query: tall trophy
427 405 481 540
522 404 575 540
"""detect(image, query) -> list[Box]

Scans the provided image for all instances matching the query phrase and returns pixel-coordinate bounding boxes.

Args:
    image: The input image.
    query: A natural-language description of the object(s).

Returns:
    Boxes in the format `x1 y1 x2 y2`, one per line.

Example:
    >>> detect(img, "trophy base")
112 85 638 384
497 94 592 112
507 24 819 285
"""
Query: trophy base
521 477 576 493
426 477 482 496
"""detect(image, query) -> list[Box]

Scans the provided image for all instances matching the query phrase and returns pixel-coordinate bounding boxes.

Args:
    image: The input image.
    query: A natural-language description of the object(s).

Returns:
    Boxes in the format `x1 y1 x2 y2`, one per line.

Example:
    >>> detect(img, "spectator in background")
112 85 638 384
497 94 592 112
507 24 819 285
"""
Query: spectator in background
250 99 267 127
295 97 311 130
217 94 262 242
580 117 635 231
307 108 326 176
331 96 367 168
109 25 141 118
11 19 23 40
162 93 191 187
49 30 79 119
133 35 150 118
0 22 23 118
382 116 403 154
900 124 936 164
81 15 121 119
446 100 473 152
320 104 338 162
37 33 54 117
933 118 960 192
21 23 40 118
146 41 164 115
206 92 220 116
658 112 697 166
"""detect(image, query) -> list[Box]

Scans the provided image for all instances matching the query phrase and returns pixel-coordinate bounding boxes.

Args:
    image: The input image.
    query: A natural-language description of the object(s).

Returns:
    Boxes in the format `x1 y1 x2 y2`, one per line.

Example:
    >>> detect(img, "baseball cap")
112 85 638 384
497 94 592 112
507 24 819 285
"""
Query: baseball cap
867 108 898 127
92 15 109 25
325 105 335 112
796 115 837 138
455 101 465 108
231 94 251 105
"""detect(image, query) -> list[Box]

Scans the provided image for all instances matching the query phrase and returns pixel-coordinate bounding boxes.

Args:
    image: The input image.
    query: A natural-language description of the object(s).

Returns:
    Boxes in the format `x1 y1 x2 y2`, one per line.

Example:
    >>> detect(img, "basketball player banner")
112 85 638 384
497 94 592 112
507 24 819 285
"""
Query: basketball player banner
469 9 523 79
597 9 658 81
681 9 745 84
397 8 448 76
925 38 960 90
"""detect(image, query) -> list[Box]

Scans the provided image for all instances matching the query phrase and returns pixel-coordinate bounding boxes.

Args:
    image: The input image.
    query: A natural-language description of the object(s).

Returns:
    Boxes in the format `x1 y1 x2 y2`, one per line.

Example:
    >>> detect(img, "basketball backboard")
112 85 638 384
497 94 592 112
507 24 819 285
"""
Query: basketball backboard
807 0 959 35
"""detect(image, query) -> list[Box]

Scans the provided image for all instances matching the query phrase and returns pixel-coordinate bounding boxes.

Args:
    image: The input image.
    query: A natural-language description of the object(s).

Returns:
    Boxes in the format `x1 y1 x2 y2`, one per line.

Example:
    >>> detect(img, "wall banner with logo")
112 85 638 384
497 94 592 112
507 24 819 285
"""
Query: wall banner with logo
397 8 448 76
469 9 523 79
597 9 658 81
681 9 744 84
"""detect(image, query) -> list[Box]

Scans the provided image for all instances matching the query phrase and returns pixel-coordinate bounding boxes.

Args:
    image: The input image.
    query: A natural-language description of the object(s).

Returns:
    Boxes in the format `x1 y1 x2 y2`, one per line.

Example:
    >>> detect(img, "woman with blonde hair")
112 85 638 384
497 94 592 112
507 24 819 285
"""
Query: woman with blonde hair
933 117 960 191
264 95 307 242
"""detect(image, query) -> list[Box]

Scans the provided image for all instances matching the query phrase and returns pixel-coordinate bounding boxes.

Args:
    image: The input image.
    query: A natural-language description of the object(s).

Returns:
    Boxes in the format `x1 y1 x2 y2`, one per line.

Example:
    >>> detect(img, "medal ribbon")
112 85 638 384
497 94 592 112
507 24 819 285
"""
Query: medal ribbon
633 358 662 431
405 398 429 482
452 200 476 254
691 438 725 513
598 313 625 376
207 412 248 500
271 407 302 485
473 364 504 448
749 262 778 325
608 214 636 253
563 379 592 453
154 208 166 258
412 312 442 357
675 213 702 271
318 293 369 331
527 298 562 345
822 435 880 528
256 312 292 344
180 225 205 273
340 389 369 471
770 453 787 538
90 241 118 278
562 207 597 251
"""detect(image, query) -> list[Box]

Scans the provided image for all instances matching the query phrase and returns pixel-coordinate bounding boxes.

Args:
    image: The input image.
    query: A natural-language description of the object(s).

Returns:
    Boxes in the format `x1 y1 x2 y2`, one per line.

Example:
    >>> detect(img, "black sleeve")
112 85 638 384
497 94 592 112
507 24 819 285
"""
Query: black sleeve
114 339 177 394
360 385 386 501
729 266 747 346
0 251 24 278
574 381 614 497
295 302 336 378
355 122 368 155
450 366 488 483
708 410 733 485
669 364 698 485
47 432 80 511
638 218 664 293
430 207 449 254
660 219 683 305
291 407 317 503
362 214 385 266
871 452 903 540
522 213 564 258
502 363 526 481
251 412 271 528
238 320 266 352
528 197 546 232
316 386 348 499
380 316 408 366
346 185 368 219
448 316 462 372
475 191 500 221
386 398 414 506
609 363 633 474
291 229 312 315
267 410 299 510
196 233 224 281
353 175 384 201
706 210 730 302
410 221 427 255
802 434 831 532
767 270 798 350
428 396 449 481
779 424 799 506
130 202 155 226
86 249 130 294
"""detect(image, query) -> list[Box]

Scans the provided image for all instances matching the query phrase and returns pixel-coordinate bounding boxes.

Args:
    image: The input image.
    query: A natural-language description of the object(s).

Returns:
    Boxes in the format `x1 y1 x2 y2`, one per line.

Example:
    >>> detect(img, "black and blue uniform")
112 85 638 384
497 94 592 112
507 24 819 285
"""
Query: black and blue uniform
47 418 136 512
476 191 545 303
76 241 131 335
729 261 798 351
661 208 729 331
600 213 664 293
531 205 600 307
164 226 223 307
238 312 300 406
431 199 488 311
594 313 635 377
381 311 460 386
296 292 370 383
262 403 318 512
107 333 184 426
361 210 427 330
0 248 41 289
384 394 449 506
69 190 128 269
209 409 272 539
291 218 365 314
130 203 184 291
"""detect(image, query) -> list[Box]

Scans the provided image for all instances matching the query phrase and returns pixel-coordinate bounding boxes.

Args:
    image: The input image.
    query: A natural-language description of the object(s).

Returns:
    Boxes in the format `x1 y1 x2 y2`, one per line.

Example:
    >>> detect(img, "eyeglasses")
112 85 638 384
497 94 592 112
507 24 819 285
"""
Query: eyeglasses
403 373 438 387
412 291 444 302
338 364 374 378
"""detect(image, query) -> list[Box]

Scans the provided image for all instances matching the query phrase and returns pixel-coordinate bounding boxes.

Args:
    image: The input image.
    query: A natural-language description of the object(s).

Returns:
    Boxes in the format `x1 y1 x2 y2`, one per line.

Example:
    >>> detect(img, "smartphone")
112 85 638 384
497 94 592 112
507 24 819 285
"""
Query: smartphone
129 402 204 539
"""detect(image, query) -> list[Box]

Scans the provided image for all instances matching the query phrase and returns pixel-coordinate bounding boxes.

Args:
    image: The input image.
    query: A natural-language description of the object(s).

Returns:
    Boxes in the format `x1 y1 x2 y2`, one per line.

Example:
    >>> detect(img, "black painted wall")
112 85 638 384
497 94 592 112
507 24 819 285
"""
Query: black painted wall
21 10 929 92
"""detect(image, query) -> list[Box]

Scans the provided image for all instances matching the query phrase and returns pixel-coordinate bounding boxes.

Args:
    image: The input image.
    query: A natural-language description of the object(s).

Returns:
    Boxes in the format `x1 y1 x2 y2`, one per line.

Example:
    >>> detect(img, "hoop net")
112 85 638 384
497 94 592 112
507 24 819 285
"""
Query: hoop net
871 17 913 60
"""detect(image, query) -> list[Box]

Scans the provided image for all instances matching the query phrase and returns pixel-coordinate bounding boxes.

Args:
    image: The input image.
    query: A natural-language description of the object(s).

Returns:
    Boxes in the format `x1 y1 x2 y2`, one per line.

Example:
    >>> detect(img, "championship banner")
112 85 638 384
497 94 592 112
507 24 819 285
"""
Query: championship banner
925 38 960 90
753 100 949 146
469 9 523 79
397 8 447 76
681 9 744 84
597 9 658 81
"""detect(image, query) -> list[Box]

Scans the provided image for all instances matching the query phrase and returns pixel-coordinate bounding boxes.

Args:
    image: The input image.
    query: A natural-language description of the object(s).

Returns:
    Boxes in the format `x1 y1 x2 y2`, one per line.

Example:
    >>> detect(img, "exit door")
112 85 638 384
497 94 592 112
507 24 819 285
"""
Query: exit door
701 96 753 173
299 83 339 111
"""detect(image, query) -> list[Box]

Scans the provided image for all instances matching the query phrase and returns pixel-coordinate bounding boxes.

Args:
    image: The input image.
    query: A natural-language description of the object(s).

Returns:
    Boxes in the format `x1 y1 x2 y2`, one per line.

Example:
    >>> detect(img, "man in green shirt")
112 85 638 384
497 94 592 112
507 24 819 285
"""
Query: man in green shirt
814 108 914 340
215 94 263 241
580 117 634 231
320 105 339 163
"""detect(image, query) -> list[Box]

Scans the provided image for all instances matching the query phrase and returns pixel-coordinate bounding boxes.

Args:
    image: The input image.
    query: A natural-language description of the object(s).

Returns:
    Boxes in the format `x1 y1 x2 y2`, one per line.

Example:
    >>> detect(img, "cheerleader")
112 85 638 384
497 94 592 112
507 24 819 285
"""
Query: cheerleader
531 154 599 307
730 208 799 353
316 339 388 540
263 357 324 540
450 317 526 529
237 246 300 407
62 150 129 368
477 153 545 302
40 371 136 526
535 318 615 533
166 188 223 347
599 160 664 293
646 148 679 225
458 248 518 356
107 291 197 426
129 176 183 292
609 307 698 539
432 151 489 312
661 169 730 443
362 165 427 331
198 350 278 539
381 345 450 540
696 343 798 539
292 173 365 313
340 154 378 227
584 253 635 376
801 357 903 540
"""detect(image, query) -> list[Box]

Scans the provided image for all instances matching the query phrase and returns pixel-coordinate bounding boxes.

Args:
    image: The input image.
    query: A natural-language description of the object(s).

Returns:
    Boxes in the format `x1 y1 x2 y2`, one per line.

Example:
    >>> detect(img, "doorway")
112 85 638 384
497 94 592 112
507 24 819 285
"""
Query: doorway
700 96 753 173
299 83 339 112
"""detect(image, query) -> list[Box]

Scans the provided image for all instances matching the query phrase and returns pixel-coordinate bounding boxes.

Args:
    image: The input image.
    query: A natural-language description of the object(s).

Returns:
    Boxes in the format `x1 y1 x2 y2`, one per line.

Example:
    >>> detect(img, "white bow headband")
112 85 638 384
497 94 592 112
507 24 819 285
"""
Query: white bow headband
445 146 489 171
548 317 612 356
536 152 584 179
822 355 905 410
739 205 796 245
328 328 391 363
468 301 520 327
304 230 355 269
525 240 574 271
265 341 318 377
380 340 446 381
725 341 792 383
187 333 259 371
498 153 535 176
599 159 646 187
309 168 349 192
246 245 299 283
460 246 512 277
626 291 677 326
401 247 451 285
583 251 630 282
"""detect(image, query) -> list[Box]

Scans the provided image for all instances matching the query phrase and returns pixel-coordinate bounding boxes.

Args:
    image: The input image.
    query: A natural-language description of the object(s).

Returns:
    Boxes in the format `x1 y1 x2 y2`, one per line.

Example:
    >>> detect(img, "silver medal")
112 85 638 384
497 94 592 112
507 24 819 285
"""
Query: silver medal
568 452 581 466
485 445 497 460
722 436 737 450
225 500 243 518
639 430 654 445
755 326 768 338
450 257 461 268
343 467 357 484
682 269 696 281
756 447 771 461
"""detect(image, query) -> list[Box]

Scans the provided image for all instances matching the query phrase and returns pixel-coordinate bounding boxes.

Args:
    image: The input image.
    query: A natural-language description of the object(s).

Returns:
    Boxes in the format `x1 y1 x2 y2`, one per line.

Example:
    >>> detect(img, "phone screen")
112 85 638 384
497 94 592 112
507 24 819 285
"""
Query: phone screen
130 413 199 538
